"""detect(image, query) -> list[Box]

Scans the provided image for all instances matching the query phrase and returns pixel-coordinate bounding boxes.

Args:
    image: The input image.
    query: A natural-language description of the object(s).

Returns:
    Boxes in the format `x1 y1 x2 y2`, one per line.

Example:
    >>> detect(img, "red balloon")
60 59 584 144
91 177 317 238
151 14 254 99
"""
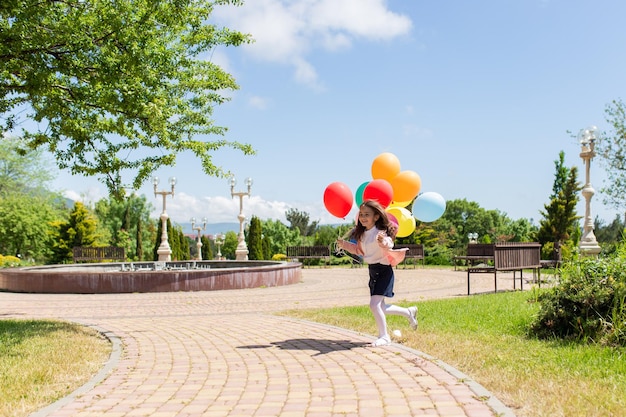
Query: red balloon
362 179 393 208
323 182 354 218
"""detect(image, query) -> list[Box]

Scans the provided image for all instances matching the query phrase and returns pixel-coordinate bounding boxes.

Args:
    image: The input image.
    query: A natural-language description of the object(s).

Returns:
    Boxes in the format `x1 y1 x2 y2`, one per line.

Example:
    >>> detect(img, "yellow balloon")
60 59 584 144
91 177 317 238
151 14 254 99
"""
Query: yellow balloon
371 153 401 182
388 199 412 208
390 170 421 203
386 206 416 238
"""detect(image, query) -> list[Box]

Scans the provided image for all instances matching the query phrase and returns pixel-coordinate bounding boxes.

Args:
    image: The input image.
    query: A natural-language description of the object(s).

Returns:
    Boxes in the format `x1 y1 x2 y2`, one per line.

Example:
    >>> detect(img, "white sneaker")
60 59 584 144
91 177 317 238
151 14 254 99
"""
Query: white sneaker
371 336 391 347
408 306 418 330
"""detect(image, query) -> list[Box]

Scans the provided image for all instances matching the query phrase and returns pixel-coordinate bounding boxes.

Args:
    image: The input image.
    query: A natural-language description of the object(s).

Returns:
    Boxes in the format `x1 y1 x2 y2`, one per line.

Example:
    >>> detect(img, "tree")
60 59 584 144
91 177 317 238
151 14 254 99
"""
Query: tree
50 201 103 263
201 235 213 260
0 135 55 194
260 219 301 256
0 133 65 262
286 208 319 237
152 218 188 261
433 199 503 250
221 231 238 260
246 216 264 260
594 214 625 254
596 99 626 209
1 0 254 197
0 192 63 261
537 152 581 259
94 193 154 261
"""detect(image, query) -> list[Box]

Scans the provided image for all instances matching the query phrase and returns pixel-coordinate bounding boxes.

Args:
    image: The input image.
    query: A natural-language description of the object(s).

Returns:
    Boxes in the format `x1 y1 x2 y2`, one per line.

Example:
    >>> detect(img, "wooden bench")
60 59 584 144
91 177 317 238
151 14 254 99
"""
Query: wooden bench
467 242 541 295
453 243 495 271
286 245 331 267
394 244 424 269
73 246 126 263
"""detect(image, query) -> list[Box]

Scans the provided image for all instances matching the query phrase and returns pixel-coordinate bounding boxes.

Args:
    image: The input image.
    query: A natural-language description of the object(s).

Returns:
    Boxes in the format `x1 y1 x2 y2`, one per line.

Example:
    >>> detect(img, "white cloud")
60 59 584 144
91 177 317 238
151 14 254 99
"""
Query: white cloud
150 192 348 226
62 188 106 209
248 95 269 109
214 0 412 88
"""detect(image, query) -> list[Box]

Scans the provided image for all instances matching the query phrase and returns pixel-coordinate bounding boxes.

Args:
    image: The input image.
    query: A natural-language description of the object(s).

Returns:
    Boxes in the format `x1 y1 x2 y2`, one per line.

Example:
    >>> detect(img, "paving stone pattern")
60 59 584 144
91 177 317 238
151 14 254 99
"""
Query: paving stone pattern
0 268 521 417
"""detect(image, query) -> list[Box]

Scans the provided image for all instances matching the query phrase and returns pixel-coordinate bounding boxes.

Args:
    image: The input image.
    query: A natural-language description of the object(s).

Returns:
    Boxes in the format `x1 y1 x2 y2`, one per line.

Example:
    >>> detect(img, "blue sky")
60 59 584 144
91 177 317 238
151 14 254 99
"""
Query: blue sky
50 0 626 227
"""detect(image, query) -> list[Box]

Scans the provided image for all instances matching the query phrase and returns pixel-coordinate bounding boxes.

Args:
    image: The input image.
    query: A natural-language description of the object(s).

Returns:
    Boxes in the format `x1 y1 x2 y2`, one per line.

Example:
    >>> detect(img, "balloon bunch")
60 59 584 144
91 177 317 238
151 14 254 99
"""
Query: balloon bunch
323 152 446 237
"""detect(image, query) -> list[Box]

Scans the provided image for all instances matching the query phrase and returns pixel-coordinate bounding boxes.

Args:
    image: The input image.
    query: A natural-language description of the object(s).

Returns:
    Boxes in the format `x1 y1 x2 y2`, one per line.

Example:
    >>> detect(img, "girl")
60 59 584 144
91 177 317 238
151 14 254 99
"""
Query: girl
337 200 418 347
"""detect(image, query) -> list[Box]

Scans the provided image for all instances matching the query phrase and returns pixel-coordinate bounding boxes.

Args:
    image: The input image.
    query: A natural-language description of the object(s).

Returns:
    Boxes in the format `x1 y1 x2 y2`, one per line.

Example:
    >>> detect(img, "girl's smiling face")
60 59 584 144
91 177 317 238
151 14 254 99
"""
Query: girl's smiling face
358 205 379 230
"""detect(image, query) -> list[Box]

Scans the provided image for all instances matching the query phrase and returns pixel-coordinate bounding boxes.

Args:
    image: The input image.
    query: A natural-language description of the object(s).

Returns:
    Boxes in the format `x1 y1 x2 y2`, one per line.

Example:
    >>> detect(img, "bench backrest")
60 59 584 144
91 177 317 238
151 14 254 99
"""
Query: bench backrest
73 246 125 262
394 244 424 257
286 245 331 257
466 243 494 257
494 242 541 270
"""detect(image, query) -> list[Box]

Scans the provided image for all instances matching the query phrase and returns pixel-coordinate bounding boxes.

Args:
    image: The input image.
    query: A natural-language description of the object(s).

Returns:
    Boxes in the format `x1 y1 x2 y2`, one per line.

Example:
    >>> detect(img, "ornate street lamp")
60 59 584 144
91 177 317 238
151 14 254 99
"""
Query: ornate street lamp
212 233 225 260
578 126 601 257
229 176 253 260
190 217 207 260
468 232 478 244
153 176 177 262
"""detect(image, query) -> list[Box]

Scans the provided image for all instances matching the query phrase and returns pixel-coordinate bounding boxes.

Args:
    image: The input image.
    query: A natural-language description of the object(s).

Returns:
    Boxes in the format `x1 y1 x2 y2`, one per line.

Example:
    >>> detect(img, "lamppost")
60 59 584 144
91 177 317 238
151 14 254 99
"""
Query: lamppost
468 232 478 244
153 176 177 262
230 176 253 260
212 233 225 260
578 126 601 257
190 217 207 260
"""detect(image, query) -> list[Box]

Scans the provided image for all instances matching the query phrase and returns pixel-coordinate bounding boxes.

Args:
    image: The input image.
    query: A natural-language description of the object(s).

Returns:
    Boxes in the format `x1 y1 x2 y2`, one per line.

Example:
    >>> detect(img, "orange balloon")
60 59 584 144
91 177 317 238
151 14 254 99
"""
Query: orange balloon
391 170 421 202
371 153 401 181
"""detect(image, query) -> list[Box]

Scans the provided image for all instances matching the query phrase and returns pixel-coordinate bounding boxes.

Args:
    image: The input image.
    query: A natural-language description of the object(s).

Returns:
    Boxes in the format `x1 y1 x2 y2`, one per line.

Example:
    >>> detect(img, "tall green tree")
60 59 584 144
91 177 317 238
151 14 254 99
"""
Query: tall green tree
221 231 238 260
537 151 581 258
0 133 65 262
152 218 188 261
50 201 103 264
286 208 319 237
433 199 503 251
1 0 254 196
201 235 213 260
0 193 62 261
94 193 154 261
260 219 300 256
246 216 263 260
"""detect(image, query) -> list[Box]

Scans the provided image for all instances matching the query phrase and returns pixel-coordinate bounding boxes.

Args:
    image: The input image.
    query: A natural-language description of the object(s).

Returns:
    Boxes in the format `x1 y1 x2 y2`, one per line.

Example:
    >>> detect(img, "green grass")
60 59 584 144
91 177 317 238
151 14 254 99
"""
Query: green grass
0 319 111 417
281 290 626 417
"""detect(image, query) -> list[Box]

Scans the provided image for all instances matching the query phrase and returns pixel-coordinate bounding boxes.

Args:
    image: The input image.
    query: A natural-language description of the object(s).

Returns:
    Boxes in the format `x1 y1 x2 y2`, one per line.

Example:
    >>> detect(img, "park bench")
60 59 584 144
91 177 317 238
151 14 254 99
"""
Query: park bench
393 244 424 269
453 243 495 271
286 245 331 267
72 246 126 263
467 242 541 295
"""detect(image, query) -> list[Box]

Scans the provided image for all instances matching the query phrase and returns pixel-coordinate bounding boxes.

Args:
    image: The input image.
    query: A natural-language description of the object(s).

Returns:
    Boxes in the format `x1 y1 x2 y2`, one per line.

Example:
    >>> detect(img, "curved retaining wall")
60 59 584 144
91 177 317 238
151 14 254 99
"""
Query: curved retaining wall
0 261 302 294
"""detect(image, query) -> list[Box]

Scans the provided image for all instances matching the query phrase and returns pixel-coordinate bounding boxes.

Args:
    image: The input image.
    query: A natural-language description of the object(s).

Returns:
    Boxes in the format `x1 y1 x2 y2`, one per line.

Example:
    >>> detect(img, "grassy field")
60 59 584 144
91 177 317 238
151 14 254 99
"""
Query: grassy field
0 319 111 417
281 290 626 417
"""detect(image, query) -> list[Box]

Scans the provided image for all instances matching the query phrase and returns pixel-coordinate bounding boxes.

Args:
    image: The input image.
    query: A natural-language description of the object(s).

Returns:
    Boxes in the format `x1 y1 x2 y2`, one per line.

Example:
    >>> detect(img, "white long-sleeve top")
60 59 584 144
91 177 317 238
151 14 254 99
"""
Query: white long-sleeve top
360 227 393 265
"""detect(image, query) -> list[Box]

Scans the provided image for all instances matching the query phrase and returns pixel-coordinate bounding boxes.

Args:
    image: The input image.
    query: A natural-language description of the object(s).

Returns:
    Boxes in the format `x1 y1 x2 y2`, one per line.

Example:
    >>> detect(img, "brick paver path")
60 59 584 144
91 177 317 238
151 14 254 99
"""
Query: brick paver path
0 267 521 417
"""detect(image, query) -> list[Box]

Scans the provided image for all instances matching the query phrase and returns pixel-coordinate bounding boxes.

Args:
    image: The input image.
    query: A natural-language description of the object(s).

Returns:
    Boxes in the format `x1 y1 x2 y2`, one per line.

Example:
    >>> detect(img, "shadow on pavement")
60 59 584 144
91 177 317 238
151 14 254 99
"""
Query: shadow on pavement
238 338 371 356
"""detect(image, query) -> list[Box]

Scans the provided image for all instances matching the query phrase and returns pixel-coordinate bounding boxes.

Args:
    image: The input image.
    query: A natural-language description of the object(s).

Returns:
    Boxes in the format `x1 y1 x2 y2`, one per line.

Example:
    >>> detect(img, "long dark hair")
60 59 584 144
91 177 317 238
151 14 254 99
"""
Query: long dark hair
350 200 397 242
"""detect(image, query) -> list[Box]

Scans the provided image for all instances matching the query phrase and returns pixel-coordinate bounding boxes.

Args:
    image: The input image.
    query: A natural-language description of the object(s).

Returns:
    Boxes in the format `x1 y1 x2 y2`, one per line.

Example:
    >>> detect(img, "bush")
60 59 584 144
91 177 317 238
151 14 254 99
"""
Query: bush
529 244 626 346
0 255 21 268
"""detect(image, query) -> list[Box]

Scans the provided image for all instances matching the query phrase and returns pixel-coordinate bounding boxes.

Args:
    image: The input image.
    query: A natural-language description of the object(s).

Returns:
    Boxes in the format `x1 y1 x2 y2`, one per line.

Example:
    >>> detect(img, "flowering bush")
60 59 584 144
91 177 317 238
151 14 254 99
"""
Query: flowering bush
0 255 22 268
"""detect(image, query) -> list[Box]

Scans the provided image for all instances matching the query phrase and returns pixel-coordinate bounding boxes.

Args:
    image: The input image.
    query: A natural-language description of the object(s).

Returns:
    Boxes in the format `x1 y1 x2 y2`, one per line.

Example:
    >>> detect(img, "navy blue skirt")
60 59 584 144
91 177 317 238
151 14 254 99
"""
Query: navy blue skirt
368 263 395 297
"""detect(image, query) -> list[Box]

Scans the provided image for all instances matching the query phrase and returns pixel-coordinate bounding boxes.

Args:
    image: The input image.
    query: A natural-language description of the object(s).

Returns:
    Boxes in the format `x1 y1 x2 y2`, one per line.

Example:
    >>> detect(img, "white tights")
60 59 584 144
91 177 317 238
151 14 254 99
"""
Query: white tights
369 295 411 338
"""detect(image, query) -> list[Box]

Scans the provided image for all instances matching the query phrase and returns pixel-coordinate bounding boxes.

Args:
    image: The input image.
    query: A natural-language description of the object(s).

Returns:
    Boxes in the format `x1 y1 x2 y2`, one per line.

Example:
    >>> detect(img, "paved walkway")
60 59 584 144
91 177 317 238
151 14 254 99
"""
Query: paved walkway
0 267 523 417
